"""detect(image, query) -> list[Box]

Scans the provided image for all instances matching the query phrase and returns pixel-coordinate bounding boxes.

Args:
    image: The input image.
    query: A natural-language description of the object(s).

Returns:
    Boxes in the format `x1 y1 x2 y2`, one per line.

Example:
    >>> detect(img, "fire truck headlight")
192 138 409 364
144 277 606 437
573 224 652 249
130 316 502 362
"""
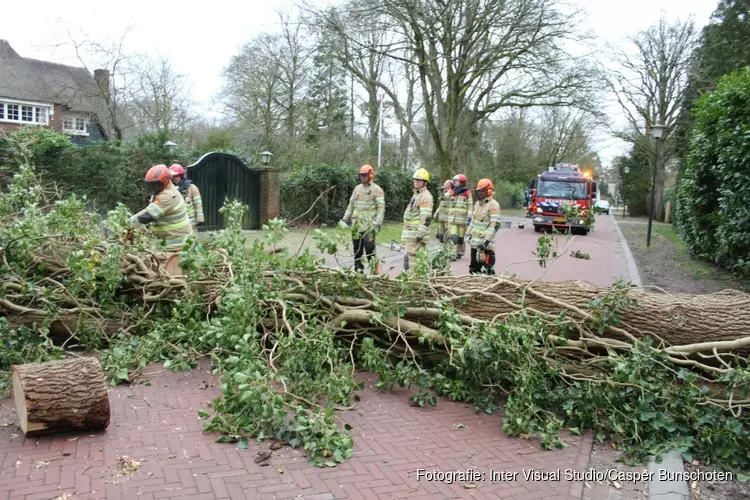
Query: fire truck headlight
535 207 543 213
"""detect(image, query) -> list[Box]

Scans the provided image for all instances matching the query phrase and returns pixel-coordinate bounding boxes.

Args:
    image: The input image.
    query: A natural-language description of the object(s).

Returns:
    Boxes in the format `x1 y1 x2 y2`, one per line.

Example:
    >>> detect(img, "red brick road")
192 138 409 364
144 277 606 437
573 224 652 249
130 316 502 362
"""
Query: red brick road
1 361 593 499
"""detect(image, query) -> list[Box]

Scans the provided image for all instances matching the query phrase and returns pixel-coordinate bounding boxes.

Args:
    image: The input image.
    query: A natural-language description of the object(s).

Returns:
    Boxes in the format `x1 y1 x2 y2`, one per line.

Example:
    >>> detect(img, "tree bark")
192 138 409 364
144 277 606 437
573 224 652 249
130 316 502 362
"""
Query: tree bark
12 357 111 437
383 277 750 348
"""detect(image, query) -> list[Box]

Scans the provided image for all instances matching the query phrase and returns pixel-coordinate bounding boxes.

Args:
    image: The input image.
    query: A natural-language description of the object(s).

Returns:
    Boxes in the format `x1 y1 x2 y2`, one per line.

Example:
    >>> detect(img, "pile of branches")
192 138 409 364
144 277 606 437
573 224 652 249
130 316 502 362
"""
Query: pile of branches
2 164 750 472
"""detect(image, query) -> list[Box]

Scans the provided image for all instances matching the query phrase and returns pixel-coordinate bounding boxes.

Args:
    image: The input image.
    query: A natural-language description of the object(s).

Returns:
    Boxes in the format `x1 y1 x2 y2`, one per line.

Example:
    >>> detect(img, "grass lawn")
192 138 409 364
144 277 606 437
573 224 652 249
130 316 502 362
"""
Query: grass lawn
652 223 713 279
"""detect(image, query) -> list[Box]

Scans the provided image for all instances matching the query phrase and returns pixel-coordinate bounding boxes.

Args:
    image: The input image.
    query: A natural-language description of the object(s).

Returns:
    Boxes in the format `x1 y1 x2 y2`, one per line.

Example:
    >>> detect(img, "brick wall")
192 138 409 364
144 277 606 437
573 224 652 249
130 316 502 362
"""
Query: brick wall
259 167 281 226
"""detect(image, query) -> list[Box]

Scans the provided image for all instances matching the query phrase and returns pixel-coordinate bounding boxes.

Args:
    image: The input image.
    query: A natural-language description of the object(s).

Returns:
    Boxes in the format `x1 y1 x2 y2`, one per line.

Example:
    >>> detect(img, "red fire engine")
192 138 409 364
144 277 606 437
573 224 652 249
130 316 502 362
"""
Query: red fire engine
527 163 595 235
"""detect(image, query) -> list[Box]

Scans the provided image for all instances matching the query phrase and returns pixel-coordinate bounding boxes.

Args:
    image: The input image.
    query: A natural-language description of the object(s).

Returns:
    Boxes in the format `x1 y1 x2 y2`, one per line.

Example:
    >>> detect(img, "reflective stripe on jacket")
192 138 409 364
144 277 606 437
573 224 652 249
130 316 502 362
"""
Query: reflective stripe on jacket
343 182 385 232
434 192 453 222
467 198 502 250
450 187 473 227
177 180 204 226
401 187 434 242
135 183 193 251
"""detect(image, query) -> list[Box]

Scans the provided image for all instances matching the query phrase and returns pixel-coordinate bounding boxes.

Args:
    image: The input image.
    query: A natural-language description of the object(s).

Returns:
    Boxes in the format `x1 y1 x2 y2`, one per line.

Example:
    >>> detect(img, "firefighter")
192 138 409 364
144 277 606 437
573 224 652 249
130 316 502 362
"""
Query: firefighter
466 178 502 275
128 164 193 252
433 179 454 243
401 168 434 272
341 164 386 275
449 173 472 260
169 164 204 234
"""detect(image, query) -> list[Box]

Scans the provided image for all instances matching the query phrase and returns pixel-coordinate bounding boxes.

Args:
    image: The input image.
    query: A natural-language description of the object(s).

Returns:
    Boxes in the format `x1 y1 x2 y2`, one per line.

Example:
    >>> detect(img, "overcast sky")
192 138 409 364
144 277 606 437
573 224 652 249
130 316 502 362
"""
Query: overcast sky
4 0 716 167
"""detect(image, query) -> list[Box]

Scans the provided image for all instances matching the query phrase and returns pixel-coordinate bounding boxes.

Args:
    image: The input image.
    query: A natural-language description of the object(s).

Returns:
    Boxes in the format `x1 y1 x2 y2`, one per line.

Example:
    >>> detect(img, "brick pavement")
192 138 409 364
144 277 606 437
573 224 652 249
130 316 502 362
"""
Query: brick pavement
1 360 594 500
383 213 629 286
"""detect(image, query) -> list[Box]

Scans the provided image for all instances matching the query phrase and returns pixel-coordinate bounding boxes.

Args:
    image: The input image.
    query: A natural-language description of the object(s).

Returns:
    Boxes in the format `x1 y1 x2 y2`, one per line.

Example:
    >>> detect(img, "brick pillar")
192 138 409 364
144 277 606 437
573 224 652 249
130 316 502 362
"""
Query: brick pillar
259 167 281 226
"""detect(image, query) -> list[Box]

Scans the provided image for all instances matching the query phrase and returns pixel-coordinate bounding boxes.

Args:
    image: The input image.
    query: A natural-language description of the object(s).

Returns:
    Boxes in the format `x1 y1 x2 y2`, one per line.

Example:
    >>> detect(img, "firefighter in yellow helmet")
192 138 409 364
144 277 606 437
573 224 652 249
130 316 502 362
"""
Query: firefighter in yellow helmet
466 178 502 275
401 167 434 271
128 164 193 252
433 179 454 243
341 164 386 275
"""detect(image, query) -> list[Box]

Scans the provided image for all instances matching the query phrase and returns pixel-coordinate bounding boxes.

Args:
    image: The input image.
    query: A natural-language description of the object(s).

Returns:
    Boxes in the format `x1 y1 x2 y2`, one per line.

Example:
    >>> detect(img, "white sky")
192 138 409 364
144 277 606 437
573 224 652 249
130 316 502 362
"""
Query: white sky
4 0 715 166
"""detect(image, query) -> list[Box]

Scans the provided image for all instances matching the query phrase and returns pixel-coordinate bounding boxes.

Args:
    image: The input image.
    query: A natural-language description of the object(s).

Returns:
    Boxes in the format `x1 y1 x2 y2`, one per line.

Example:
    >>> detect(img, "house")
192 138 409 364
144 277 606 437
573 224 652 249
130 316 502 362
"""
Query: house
0 39 115 145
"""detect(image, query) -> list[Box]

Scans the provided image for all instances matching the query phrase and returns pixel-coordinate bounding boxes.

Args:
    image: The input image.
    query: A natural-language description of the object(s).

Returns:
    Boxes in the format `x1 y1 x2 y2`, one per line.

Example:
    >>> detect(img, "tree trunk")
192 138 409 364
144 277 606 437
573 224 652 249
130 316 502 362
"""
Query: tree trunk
12 357 111 437
392 278 750 348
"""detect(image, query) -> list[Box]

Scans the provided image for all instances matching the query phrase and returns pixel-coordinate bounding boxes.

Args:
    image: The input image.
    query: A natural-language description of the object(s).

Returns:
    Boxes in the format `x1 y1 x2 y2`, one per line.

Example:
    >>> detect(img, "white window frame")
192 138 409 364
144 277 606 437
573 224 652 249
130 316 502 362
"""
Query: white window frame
62 113 90 136
0 98 53 126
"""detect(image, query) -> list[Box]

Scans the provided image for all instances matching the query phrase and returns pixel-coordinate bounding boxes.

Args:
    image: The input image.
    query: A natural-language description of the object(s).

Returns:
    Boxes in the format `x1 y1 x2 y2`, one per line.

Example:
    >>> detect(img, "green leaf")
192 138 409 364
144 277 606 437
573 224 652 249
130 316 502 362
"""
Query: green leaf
237 438 249 449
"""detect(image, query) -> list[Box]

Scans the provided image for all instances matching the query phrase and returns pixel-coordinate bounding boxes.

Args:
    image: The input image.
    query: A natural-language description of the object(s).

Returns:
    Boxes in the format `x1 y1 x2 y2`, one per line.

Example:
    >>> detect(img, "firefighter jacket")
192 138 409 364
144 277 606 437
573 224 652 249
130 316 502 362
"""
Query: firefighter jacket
176 179 204 226
132 183 193 252
450 186 473 227
401 186 434 242
343 182 385 232
467 197 502 250
433 191 453 222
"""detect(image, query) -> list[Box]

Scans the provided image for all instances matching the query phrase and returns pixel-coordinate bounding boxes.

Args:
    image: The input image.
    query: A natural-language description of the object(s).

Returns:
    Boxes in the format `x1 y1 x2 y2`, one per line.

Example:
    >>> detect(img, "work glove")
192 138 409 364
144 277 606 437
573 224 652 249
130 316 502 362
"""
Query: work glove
478 240 490 251
466 217 472 224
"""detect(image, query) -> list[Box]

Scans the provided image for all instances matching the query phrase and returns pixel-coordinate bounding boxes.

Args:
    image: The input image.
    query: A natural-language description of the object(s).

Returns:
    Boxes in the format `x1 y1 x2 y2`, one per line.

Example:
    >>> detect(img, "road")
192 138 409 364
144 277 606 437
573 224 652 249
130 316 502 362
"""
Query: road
382 212 633 286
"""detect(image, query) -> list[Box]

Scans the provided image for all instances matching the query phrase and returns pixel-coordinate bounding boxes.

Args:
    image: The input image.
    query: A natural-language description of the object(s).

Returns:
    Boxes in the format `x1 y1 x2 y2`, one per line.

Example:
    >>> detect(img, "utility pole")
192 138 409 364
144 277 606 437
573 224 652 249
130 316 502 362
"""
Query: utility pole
377 93 384 170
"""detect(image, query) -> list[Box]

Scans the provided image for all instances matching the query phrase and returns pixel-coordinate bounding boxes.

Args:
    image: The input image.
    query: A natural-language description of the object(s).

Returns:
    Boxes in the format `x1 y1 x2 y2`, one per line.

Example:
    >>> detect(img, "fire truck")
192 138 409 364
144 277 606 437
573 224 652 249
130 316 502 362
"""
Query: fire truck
527 163 595 235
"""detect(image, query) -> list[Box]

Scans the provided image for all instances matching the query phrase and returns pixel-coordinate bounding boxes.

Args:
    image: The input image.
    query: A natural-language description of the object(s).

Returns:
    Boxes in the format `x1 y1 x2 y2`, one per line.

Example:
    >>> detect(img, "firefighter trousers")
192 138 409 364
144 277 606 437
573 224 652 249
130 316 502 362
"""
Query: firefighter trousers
353 231 377 273
450 225 468 257
436 221 451 242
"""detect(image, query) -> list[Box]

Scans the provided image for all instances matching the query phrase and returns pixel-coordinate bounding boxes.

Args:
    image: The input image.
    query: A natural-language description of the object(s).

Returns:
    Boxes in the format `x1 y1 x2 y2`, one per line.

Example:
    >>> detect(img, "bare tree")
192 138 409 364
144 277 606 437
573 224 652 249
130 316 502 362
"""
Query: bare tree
221 33 285 148
316 0 596 179
49 27 137 140
535 107 595 167
606 14 697 221
124 54 196 138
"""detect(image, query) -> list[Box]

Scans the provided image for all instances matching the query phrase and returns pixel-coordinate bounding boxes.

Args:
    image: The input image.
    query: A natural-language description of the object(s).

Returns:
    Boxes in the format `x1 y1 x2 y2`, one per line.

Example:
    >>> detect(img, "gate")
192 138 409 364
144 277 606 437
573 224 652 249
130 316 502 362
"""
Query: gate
186 152 261 230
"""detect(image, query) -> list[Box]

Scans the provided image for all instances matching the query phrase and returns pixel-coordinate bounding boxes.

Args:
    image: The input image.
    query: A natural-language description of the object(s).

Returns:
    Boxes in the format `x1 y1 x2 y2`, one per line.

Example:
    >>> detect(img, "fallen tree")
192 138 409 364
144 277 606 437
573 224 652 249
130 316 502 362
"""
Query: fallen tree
2 163 750 472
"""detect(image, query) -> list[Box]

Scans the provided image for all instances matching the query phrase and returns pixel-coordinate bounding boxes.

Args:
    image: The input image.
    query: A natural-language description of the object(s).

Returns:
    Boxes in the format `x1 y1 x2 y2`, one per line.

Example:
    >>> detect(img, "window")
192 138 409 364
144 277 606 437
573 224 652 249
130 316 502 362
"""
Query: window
62 114 89 136
537 180 588 200
0 100 50 125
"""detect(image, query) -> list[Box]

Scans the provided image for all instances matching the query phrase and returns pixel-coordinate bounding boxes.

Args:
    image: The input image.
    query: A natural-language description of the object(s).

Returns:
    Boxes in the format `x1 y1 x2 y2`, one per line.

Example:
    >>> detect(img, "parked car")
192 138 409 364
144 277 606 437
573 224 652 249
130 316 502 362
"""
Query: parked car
594 200 611 215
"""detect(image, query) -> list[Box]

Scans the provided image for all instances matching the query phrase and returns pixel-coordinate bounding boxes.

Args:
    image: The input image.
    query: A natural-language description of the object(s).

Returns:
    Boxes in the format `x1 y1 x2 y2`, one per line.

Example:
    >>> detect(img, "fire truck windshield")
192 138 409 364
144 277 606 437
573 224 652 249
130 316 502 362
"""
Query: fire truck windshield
537 180 587 200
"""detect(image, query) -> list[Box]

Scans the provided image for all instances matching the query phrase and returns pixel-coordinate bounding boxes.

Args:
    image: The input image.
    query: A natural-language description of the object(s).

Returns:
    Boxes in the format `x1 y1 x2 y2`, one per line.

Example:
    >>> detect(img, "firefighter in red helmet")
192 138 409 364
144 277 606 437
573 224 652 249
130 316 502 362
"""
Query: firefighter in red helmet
128 164 192 252
169 164 204 234
341 164 386 274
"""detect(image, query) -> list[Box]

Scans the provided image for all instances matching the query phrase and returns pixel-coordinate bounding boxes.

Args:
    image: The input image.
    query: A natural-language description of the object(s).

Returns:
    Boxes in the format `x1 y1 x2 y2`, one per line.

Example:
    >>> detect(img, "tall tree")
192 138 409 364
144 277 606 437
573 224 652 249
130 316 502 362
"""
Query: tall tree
675 0 750 159
304 31 350 144
318 0 596 180
535 107 595 168
124 55 195 138
607 14 697 221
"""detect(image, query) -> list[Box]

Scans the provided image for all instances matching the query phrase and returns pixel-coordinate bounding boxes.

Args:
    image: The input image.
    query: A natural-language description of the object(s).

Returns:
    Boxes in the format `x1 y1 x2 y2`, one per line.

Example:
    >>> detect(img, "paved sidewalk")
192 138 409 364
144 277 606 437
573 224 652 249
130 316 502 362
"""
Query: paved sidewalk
1 360 593 500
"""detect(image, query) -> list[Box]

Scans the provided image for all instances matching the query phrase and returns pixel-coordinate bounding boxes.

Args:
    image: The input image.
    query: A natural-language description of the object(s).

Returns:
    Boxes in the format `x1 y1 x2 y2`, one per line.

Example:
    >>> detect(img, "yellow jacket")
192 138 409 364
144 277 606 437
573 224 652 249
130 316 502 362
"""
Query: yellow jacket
401 187 434 242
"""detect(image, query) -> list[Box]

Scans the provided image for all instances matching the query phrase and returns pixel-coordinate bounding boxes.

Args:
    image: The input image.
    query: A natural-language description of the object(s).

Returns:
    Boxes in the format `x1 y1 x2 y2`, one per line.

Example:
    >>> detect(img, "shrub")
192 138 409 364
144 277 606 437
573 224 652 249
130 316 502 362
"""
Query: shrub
280 165 425 225
676 67 750 275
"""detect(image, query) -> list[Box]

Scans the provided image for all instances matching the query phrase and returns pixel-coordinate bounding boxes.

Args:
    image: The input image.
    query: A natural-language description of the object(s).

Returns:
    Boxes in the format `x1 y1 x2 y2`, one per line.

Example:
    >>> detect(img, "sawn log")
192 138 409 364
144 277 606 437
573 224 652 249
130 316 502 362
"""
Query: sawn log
12 357 111 436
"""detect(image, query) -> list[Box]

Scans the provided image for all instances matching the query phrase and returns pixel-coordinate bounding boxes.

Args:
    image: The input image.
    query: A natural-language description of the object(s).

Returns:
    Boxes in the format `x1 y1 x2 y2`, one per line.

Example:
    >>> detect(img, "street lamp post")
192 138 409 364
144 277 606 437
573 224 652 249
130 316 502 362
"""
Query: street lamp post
646 123 665 247
622 166 630 218
260 151 273 166
164 140 177 164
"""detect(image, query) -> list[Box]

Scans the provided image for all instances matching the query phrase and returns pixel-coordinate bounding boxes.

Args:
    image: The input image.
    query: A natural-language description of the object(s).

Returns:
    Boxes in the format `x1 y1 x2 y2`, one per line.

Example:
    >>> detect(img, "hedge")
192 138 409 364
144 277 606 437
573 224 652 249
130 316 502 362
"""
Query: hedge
675 67 750 275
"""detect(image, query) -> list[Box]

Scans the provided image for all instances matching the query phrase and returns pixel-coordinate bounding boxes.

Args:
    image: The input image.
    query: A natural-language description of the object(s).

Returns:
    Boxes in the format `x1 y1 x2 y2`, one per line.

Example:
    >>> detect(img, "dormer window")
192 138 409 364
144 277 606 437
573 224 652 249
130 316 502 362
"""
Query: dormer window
62 114 89 136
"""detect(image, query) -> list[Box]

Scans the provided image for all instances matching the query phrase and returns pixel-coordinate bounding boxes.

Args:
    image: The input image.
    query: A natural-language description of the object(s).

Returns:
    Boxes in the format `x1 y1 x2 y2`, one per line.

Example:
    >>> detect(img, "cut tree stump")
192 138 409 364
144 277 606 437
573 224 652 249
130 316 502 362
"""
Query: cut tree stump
12 357 111 437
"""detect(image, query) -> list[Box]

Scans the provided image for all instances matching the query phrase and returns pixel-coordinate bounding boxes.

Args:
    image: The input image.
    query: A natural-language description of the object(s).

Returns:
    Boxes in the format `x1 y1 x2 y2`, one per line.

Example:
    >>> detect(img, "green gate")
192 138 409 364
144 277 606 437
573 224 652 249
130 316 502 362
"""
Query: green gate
186 152 261 230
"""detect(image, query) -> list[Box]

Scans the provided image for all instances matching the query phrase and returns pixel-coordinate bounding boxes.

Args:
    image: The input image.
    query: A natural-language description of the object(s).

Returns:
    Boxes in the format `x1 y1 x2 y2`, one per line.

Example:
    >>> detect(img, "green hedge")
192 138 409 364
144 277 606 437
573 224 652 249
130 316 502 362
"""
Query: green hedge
676 67 750 275
279 165 527 225
279 165 438 225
